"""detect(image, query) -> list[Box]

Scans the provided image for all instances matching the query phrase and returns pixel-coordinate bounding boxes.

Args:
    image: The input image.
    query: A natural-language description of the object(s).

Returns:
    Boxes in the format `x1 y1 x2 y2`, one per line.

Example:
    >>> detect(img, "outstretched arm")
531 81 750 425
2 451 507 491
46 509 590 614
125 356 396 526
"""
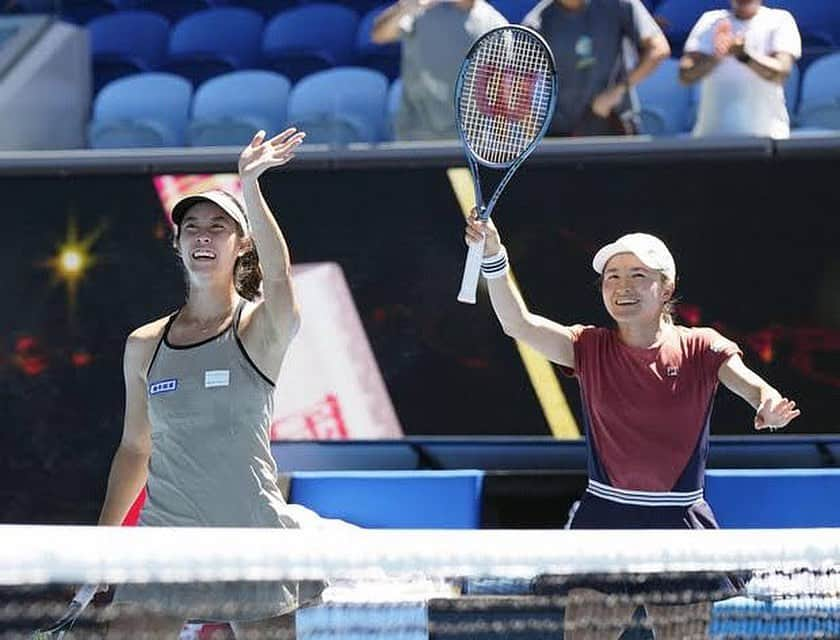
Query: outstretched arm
718 354 801 431
238 129 305 348
371 0 424 44
465 213 576 368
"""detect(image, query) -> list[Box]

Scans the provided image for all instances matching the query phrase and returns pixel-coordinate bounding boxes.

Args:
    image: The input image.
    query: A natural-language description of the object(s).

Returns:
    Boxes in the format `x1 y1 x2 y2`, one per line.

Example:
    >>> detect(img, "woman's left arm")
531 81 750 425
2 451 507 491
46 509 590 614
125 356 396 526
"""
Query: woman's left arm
238 128 306 345
718 354 801 431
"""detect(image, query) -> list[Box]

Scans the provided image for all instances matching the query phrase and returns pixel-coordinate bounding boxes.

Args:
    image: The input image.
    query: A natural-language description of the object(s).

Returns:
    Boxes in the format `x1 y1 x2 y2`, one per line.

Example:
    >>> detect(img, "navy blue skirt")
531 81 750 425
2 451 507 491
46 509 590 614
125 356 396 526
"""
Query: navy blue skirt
532 492 747 603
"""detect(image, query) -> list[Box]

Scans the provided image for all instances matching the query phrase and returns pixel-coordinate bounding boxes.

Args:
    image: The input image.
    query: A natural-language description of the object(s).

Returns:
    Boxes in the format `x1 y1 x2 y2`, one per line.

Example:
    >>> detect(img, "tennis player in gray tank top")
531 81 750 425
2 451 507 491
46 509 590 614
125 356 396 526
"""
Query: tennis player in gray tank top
97 129 326 639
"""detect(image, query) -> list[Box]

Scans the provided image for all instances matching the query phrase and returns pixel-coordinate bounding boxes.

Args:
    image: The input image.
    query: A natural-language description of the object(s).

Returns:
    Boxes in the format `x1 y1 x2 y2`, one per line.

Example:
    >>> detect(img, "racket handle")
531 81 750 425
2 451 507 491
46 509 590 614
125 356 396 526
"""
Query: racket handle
457 237 486 304
72 583 100 607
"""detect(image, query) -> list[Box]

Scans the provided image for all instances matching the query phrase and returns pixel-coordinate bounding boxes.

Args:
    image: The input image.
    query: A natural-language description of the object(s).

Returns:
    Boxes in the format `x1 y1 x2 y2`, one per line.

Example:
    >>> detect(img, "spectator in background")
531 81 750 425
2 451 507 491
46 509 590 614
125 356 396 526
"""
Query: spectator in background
679 0 801 139
371 0 506 141
523 0 669 136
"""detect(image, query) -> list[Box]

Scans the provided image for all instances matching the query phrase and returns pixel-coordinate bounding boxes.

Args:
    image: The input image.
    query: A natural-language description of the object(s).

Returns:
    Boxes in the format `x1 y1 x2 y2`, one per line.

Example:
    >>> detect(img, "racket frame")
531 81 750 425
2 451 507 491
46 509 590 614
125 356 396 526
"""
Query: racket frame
454 25 557 303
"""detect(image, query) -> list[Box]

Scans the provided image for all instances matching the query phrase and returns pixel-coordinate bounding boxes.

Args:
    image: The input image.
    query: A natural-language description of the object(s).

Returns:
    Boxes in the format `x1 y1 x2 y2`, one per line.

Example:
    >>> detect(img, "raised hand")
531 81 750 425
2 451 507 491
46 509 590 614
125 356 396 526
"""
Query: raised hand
754 396 800 431
239 128 306 183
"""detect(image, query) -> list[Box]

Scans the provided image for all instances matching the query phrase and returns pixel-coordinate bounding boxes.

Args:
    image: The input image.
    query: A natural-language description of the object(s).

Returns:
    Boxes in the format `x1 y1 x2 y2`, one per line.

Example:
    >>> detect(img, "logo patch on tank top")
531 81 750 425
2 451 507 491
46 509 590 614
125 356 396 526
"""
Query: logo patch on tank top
204 369 230 388
149 379 178 396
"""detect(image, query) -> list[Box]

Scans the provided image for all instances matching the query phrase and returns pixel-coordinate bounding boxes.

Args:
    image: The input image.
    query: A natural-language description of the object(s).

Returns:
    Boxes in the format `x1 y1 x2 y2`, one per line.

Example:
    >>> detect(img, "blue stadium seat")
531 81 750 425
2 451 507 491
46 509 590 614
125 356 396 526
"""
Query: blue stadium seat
287 66 389 144
783 60 801 116
768 0 840 49
59 0 116 23
114 0 212 22
88 10 170 92
636 57 694 135
489 0 532 24
796 52 840 130
289 470 485 528
88 72 193 147
653 0 728 55
262 4 359 82
300 0 382 16
355 5 401 80
164 7 264 86
385 77 402 140
219 0 299 18
188 70 292 146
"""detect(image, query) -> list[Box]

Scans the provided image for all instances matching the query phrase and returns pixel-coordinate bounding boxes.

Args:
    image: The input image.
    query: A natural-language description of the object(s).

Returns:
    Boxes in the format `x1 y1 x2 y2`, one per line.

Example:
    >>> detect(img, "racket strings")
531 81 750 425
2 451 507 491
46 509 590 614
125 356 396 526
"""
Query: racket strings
459 29 553 165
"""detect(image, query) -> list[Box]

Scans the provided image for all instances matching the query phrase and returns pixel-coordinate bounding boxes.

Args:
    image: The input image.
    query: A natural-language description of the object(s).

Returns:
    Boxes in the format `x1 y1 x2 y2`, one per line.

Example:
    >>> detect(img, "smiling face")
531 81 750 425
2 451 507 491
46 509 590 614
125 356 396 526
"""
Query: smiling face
600 252 674 326
176 202 247 284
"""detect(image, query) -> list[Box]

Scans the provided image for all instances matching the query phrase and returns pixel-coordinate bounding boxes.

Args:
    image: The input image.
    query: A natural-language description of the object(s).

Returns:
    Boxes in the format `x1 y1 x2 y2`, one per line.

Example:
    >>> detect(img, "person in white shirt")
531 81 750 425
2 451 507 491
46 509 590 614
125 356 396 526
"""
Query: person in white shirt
678 0 801 139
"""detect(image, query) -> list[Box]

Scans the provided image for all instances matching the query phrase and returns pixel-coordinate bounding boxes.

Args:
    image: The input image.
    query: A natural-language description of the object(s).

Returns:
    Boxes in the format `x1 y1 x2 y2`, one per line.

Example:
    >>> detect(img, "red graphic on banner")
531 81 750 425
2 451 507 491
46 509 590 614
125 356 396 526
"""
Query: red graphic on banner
474 65 537 122
270 393 349 440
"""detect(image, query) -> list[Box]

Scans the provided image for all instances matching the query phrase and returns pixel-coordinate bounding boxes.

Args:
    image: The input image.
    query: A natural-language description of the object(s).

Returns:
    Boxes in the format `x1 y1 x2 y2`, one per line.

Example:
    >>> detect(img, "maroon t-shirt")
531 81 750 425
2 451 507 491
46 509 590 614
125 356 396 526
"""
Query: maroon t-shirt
570 324 741 492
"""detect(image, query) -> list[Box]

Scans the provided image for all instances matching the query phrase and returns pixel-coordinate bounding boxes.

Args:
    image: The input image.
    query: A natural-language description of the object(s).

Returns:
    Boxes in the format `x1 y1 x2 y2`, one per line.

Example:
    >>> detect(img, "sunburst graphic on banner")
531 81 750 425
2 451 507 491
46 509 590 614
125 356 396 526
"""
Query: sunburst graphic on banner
42 217 106 315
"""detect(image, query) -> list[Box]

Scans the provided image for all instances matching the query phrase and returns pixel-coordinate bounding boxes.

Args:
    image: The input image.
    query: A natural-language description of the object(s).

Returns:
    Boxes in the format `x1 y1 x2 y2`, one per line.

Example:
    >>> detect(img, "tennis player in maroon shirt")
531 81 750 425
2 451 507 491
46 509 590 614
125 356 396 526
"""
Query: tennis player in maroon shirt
466 215 800 640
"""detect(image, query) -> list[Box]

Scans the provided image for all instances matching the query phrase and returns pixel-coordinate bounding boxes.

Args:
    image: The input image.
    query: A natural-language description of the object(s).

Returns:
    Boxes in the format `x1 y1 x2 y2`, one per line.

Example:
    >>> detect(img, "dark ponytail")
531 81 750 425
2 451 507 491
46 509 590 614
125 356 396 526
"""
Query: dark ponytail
234 243 263 301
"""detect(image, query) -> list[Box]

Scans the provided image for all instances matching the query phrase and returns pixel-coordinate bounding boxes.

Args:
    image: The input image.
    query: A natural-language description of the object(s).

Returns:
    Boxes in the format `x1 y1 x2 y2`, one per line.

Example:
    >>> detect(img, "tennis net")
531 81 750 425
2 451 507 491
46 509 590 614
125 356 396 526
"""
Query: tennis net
2 525 839 639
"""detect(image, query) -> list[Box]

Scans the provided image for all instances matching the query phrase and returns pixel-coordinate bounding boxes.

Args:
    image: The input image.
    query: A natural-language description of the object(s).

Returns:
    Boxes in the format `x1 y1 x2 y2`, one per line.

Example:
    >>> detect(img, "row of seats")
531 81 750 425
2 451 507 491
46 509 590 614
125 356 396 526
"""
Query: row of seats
8 0 388 22
83 1 840 100
89 68 402 148
87 5 400 91
638 52 840 135
14 0 840 49
90 49 840 149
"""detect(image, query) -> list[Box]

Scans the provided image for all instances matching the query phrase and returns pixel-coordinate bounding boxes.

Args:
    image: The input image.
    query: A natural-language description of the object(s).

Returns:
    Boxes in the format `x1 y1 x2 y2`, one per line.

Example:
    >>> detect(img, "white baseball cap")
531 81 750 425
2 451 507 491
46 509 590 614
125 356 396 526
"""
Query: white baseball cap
592 233 676 282
171 189 250 234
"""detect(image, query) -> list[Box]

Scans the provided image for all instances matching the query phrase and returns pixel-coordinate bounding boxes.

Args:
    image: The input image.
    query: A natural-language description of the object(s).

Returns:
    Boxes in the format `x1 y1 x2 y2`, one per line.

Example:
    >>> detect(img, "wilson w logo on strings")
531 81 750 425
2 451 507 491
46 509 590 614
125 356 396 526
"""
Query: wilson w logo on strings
473 65 541 122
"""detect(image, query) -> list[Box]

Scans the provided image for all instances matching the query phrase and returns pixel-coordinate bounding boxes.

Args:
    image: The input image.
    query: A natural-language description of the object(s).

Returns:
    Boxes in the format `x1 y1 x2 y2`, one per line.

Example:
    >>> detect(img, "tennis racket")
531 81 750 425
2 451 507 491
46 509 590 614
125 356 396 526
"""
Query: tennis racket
31 583 100 639
455 25 557 304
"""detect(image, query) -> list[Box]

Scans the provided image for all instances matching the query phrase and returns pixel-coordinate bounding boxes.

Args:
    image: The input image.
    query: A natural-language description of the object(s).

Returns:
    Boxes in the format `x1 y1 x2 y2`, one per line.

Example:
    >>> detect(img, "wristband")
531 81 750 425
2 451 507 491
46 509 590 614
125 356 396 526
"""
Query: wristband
736 51 751 64
481 247 509 279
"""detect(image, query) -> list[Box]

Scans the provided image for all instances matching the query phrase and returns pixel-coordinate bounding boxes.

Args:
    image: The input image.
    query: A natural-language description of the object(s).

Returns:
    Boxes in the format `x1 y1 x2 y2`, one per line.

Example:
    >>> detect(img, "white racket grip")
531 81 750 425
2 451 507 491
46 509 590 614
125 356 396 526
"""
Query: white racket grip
457 237 486 304
72 583 99 607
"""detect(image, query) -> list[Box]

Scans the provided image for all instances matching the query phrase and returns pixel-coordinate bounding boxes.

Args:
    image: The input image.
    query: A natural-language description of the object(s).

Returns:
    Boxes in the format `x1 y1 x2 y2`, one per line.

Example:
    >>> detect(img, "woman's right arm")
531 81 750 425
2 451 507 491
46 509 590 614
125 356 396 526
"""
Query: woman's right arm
466 216 576 368
97 331 154 526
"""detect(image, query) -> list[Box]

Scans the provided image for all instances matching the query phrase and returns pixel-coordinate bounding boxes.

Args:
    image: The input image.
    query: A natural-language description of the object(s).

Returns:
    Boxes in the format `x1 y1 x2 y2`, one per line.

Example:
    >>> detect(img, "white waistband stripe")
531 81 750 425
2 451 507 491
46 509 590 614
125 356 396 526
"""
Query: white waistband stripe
587 480 704 507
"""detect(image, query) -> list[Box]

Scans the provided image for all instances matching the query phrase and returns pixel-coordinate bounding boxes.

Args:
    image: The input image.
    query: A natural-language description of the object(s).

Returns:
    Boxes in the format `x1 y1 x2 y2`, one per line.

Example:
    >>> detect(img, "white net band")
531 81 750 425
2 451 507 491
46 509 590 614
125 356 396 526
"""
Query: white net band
3 525 840 585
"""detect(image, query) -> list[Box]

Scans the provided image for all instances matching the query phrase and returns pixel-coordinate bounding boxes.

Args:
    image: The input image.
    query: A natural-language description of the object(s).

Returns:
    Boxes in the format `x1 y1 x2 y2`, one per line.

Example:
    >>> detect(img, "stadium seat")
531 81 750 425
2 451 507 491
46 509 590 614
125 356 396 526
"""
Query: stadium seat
636 57 694 135
164 7 264 86
57 0 116 24
783 59 801 117
187 70 292 146
653 0 728 55
262 4 360 82
796 52 840 130
489 0 533 24
355 5 401 80
289 470 485 528
219 0 299 18
88 72 193 147
114 0 212 22
385 77 402 140
769 0 840 49
287 67 388 144
88 10 170 93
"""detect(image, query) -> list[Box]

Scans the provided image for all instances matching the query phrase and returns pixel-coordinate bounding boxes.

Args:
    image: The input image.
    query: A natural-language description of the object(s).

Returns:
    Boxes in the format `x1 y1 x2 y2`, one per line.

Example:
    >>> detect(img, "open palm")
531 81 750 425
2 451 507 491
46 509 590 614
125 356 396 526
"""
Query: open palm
239 128 306 182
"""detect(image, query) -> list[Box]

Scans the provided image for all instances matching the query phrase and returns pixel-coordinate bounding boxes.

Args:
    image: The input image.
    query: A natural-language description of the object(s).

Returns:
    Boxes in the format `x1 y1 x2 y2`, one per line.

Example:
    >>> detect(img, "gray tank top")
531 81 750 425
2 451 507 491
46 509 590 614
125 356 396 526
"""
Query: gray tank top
142 302 290 528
